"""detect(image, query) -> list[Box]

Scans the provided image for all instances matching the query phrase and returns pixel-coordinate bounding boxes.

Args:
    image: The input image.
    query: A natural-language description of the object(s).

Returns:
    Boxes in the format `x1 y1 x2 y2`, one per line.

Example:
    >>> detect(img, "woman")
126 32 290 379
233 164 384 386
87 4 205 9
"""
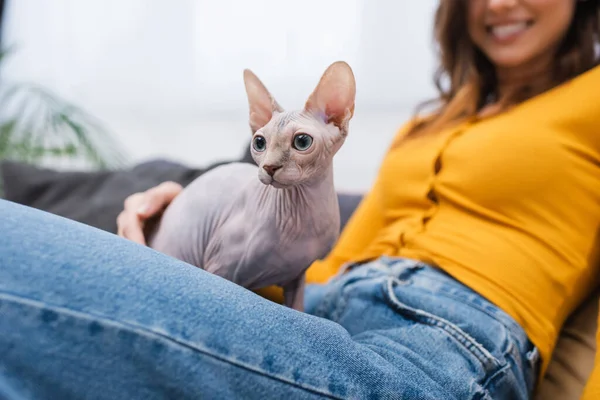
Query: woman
1 0 599 399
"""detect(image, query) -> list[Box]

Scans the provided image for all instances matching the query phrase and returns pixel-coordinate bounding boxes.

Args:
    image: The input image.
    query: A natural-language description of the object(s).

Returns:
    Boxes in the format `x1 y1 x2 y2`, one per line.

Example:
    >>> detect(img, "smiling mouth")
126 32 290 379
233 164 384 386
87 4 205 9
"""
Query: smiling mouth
486 21 533 41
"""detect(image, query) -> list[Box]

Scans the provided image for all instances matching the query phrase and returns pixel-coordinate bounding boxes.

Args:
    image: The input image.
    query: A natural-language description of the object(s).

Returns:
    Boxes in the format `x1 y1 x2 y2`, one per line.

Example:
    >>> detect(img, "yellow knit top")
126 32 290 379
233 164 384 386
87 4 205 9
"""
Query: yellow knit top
294 64 600 394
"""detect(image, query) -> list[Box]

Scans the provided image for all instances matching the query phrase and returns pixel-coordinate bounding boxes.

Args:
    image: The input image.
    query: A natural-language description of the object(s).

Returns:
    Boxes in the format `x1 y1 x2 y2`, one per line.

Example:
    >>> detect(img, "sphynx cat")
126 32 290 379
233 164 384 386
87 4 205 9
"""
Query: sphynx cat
147 61 356 312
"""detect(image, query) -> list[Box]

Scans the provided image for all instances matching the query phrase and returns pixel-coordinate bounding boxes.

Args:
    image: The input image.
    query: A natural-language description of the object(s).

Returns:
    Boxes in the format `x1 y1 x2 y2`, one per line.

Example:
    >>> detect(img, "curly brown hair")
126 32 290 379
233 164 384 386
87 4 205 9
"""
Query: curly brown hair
404 0 600 140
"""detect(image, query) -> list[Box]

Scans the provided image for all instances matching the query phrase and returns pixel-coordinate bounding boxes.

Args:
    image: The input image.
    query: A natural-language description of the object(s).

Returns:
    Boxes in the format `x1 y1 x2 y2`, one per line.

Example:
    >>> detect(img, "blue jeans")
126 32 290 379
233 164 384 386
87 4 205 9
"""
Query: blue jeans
0 200 539 399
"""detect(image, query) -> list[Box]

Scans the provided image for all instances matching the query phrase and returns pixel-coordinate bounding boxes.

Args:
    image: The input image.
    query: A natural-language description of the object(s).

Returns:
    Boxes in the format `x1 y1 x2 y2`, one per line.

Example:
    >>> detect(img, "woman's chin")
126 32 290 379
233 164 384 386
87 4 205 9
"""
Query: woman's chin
485 48 540 70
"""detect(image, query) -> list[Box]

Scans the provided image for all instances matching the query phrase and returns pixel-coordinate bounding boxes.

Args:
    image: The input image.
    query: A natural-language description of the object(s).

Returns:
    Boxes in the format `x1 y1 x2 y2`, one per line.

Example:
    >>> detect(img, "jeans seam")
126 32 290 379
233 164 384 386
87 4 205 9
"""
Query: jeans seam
0 291 343 400
469 364 510 400
503 339 537 397
416 277 523 337
317 269 386 323
383 277 503 374
476 362 512 399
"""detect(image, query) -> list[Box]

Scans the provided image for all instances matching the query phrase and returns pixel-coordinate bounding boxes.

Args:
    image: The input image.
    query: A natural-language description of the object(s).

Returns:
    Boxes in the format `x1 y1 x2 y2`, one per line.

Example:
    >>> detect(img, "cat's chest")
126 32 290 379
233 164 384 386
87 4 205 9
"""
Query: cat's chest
244 202 338 261
242 224 337 288
209 198 338 288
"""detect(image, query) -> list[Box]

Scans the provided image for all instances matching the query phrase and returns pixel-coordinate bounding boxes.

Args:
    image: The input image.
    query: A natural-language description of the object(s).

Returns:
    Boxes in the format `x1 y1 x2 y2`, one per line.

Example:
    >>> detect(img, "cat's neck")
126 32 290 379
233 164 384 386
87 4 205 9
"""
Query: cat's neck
257 165 338 234
278 164 335 204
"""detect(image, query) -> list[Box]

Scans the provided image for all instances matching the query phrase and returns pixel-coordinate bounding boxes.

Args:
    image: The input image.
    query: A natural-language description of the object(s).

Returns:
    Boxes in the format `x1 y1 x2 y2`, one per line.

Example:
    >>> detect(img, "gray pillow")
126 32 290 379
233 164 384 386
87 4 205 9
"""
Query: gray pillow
0 159 226 233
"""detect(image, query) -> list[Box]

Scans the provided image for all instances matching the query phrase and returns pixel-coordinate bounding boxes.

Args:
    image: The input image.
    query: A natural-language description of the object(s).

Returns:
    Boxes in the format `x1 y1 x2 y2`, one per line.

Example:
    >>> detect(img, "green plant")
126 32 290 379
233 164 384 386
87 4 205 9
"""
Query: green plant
0 48 129 195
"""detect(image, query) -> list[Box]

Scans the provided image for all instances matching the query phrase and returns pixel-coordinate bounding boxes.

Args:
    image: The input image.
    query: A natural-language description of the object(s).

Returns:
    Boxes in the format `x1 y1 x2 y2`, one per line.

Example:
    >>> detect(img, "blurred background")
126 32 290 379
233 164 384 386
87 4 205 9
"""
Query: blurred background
0 0 438 193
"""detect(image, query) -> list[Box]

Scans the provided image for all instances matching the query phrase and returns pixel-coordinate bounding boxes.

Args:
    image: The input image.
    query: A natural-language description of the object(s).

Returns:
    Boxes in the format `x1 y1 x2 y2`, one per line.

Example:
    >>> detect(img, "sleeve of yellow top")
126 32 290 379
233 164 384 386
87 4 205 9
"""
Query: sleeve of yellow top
580 307 600 400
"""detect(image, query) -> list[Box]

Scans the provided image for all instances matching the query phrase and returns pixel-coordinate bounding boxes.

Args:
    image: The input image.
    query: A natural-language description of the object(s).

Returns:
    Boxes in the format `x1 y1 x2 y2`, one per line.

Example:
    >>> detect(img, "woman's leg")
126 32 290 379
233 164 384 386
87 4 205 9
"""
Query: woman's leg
0 200 350 399
0 200 427 400
0 199 535 400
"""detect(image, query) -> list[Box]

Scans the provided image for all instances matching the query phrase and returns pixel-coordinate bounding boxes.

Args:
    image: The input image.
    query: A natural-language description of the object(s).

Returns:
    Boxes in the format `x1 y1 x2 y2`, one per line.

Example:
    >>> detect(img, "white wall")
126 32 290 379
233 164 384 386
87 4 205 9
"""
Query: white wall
1 0 439 191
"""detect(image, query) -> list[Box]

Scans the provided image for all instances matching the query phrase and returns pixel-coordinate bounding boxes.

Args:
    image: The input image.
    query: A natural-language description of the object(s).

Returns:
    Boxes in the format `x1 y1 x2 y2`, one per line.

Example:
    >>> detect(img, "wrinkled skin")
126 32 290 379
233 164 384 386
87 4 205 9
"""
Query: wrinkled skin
147 61 356 311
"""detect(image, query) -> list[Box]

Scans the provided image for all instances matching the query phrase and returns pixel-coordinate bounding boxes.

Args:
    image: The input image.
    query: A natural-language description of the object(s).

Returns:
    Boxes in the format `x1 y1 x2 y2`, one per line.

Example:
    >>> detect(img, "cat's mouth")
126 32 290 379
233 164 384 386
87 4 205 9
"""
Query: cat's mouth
259 174 291 189
270 180 290 189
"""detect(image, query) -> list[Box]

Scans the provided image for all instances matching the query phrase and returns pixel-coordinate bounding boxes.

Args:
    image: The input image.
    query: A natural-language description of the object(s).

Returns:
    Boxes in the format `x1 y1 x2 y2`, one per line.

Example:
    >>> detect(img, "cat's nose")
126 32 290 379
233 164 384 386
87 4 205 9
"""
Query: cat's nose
263 164 282 177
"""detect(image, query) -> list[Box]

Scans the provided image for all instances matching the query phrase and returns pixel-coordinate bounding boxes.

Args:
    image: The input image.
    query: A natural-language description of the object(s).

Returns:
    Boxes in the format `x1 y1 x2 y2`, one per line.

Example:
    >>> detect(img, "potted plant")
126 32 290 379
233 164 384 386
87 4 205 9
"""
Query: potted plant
0 48 129 196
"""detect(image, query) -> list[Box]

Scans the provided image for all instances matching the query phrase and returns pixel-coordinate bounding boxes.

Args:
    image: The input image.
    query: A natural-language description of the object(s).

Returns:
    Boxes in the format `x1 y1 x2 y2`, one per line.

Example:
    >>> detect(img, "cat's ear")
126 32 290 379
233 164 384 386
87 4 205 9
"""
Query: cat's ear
304 61 356 134
243 69 283 134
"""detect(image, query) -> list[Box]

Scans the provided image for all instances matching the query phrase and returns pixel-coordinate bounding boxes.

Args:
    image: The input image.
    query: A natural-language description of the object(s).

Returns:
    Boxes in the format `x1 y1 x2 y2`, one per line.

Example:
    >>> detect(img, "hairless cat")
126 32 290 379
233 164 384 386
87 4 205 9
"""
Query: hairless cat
147 61 356 312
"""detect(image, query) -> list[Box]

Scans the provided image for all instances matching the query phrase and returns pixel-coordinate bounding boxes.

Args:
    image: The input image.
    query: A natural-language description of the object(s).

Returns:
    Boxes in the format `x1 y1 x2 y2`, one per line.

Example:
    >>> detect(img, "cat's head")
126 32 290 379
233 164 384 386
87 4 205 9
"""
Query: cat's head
243 61 356 188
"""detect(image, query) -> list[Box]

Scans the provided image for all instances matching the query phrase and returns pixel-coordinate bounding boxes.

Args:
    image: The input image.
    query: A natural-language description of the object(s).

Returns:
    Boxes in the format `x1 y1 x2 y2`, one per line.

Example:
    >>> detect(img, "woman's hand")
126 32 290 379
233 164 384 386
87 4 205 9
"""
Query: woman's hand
117 181 183 245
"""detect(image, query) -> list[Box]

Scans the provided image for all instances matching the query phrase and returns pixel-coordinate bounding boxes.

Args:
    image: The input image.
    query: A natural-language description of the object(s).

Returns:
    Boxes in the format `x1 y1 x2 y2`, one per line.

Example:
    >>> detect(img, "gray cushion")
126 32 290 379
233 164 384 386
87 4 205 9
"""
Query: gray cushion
1 158 362 234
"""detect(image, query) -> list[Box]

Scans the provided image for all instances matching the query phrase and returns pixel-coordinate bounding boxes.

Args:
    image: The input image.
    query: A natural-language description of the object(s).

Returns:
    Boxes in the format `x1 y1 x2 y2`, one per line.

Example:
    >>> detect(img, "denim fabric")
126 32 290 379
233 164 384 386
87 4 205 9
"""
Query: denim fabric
0 199 538 399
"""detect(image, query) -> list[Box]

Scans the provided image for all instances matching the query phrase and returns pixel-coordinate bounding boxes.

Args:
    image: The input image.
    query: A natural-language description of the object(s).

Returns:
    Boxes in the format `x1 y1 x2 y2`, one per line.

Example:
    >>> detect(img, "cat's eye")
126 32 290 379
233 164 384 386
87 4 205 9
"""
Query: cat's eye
253 135 267 152
293 134 313 151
